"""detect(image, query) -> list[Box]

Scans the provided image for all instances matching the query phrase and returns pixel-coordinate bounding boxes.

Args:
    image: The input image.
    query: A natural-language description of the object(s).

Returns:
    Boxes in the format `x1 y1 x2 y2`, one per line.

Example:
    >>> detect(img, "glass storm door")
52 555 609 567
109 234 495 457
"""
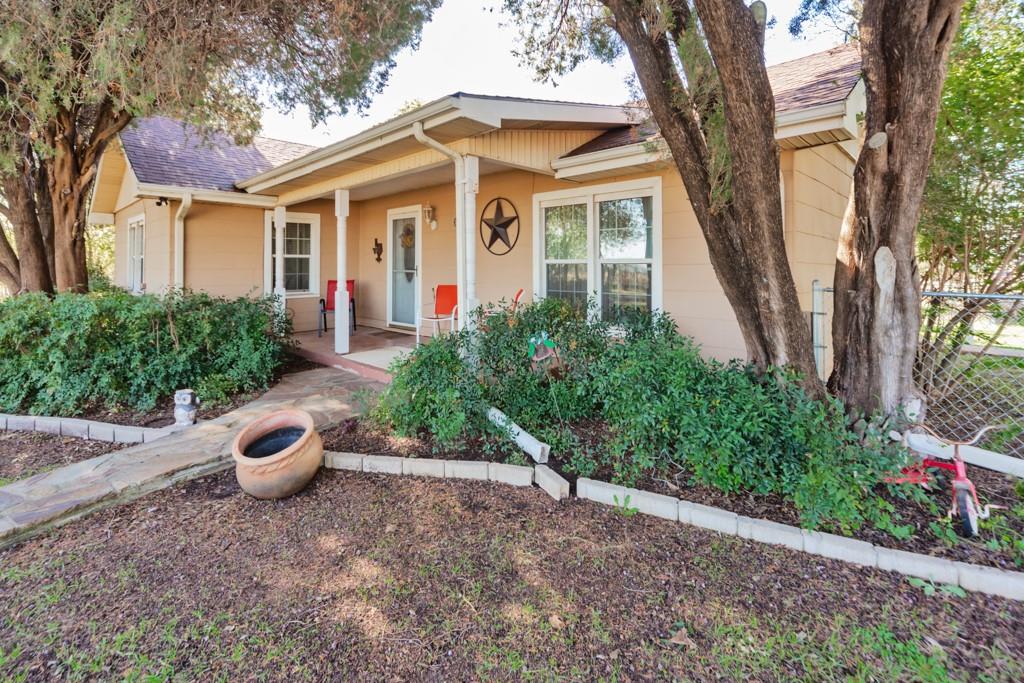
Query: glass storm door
389 213 419 326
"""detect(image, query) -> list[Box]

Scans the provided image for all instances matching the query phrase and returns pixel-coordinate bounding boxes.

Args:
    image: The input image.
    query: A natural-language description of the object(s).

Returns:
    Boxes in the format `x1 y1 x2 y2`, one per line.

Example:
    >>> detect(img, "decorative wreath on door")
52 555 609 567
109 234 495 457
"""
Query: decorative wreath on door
400 225 415 249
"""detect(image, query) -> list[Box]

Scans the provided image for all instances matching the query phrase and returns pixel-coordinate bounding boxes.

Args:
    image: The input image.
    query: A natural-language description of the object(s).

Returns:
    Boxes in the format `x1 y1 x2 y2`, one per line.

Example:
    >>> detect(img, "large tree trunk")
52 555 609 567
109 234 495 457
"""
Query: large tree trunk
604 0 822 395
829 1 965 417
0 132 54 293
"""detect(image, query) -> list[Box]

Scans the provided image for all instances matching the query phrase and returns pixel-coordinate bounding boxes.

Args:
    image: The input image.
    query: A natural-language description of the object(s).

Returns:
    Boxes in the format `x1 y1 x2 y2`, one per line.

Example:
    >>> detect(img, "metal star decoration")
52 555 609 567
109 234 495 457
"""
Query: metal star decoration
480 198 520 255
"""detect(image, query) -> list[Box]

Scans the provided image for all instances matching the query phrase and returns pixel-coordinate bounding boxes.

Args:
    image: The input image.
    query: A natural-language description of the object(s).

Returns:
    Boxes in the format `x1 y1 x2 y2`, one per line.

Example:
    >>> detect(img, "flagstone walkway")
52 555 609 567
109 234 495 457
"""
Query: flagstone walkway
0 368 382 549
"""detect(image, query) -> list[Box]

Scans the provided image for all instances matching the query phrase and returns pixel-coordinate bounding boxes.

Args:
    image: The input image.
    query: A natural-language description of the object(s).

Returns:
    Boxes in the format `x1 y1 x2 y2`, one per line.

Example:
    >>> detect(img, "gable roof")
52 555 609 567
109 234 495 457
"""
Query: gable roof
563 43 862 158
118 117 315 193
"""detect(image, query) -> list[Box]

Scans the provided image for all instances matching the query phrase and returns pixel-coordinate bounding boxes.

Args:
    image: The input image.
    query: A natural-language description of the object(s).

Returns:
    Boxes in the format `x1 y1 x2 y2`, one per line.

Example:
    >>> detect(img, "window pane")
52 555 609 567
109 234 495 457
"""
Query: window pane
284 256 310 291
544 204 587 260
545 263 588 311
601 263 652 322
284 222 311 256
598 197 652 259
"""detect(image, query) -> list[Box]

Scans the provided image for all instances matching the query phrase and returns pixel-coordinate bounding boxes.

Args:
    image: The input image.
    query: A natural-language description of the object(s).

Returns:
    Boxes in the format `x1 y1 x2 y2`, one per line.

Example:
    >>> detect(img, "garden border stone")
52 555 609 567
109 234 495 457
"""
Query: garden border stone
875 547 959 585
362 454 403 475
738 516 804 551
325 452 363 471
444 460 489 481
403 458 446 478
534 465 569 501
488 463 534 487
1 413 172 444
802 530 878 567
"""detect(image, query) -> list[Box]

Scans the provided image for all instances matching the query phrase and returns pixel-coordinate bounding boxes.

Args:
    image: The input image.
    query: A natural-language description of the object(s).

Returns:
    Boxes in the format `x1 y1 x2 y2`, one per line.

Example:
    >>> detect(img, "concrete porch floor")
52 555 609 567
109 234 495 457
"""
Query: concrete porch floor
292 327 416 382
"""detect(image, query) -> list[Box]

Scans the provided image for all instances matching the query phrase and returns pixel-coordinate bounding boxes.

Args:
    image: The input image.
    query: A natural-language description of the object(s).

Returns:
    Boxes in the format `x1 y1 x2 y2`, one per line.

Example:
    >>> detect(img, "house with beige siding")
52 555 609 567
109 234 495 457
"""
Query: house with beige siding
89 45 862 375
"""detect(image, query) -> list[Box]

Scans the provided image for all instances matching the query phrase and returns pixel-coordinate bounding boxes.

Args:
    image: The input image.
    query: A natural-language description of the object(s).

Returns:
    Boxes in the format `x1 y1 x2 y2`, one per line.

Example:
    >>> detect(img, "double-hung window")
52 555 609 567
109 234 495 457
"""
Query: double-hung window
264 211 320 297
127 215 145 292
535 178 661 323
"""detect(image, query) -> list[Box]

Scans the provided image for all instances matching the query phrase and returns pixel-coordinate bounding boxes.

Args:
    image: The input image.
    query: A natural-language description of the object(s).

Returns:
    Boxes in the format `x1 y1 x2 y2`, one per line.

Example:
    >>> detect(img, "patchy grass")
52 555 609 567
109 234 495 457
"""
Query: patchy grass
1 470 1022 681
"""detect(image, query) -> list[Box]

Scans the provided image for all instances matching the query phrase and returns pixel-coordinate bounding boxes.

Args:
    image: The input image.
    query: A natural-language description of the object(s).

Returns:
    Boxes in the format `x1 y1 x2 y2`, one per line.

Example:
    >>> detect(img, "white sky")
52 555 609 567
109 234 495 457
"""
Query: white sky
259 0 844 146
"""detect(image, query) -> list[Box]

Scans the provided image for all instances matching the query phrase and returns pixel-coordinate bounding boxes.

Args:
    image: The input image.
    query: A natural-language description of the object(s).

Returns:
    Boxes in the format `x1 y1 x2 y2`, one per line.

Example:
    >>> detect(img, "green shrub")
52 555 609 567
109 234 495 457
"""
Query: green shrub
589 330 912 530
0 289 291 415
376 299 912 531
372 329 487 449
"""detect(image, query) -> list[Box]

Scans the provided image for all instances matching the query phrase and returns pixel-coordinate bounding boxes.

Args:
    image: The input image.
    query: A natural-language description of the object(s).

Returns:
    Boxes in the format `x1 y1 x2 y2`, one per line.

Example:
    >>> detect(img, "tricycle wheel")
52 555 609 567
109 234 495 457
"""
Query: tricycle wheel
957 488 979 538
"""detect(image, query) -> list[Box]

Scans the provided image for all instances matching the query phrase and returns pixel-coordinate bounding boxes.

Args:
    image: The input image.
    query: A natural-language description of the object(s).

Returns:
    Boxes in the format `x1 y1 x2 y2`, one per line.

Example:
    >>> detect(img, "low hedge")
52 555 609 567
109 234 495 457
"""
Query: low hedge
0 289 292 415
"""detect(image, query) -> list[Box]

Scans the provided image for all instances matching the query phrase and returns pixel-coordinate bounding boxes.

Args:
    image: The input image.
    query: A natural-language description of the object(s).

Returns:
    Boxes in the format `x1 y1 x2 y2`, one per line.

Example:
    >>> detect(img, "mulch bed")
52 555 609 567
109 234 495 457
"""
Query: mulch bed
323 418 1024 571
75 354 322 428
0 431 124 485
1 469 1022 681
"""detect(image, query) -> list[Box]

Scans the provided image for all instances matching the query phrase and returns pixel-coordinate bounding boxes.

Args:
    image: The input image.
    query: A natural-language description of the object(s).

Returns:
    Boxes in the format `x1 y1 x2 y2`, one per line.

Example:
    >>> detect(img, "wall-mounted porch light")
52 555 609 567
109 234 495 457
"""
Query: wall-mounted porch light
424 204 438 231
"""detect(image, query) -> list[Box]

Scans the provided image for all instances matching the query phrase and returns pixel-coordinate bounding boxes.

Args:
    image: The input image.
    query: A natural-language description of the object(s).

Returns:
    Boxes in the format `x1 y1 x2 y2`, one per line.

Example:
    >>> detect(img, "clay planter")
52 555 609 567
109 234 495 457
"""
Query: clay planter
231 409 323 499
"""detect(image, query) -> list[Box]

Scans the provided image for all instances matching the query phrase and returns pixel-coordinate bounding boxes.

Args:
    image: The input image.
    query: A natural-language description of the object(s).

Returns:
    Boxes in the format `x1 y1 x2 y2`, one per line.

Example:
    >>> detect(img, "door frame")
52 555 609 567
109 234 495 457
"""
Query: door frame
385 205 422 328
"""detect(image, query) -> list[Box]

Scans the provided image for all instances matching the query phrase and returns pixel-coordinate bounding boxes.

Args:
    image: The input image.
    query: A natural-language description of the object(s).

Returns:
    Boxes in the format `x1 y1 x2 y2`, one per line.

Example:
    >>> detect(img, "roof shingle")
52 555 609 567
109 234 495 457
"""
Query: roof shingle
563 43 862 158
119 117 315 192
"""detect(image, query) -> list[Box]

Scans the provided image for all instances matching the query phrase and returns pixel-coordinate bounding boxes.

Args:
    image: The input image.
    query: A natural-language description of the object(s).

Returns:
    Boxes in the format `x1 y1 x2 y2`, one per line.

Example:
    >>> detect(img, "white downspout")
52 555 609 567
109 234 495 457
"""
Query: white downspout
173 192 192 290
412 122 467 330
463 155 479 320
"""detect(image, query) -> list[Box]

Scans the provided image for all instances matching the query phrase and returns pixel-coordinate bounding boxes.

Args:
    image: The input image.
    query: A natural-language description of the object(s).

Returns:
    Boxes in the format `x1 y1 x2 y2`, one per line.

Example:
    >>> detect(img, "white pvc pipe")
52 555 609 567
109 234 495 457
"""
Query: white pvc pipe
488 407 550 464
173 191 192 289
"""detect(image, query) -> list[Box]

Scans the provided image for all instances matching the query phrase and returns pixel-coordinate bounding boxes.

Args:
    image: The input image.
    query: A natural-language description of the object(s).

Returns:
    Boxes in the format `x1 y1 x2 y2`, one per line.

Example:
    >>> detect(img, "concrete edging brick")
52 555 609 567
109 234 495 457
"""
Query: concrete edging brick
325 452 363 471
1 412 172 444
739 516 803 551
534 465 570 501
445 460 489 481
488 463 534 487
362 454 403 475
403 458 445 478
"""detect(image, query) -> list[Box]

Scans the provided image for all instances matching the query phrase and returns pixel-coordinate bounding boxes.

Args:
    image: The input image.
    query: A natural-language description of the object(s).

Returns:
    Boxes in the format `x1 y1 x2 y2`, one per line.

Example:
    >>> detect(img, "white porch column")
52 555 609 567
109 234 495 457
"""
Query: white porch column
453 163 467 330
273 205 287 311
464 156 480 327
334 189 350 354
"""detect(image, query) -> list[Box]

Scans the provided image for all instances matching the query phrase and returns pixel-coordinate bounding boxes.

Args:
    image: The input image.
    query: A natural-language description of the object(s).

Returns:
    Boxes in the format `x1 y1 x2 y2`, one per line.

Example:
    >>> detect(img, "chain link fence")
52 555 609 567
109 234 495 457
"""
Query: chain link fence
813 284 1024 456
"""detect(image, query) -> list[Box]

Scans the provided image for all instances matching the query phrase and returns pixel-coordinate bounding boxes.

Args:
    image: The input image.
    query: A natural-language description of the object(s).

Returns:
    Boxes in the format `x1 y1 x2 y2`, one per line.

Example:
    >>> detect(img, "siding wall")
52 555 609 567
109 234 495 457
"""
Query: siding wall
112 140 854 357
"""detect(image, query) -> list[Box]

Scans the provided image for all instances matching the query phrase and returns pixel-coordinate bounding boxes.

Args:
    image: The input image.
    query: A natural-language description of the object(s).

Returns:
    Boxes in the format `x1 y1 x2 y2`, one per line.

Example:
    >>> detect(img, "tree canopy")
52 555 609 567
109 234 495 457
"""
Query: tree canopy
0 0 442 292
918 0 1024 294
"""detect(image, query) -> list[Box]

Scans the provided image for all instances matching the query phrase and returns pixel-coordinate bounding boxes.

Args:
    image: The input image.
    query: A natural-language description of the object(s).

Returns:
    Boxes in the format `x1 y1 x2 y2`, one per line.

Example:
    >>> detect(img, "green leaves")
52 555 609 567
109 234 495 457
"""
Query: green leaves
0 289 290 415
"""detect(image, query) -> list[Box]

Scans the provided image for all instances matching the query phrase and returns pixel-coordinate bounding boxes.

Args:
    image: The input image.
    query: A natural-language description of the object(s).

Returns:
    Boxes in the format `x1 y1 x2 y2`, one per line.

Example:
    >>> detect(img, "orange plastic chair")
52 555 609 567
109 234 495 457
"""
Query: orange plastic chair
417 284 458 345
318 279 356 337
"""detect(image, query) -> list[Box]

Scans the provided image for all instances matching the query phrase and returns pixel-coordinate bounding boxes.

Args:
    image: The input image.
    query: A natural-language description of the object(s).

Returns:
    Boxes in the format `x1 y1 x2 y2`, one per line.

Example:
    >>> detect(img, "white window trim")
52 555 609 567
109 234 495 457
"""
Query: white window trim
126 213 145 293
532 177 663 318
385 205 422 329
263 210 321 299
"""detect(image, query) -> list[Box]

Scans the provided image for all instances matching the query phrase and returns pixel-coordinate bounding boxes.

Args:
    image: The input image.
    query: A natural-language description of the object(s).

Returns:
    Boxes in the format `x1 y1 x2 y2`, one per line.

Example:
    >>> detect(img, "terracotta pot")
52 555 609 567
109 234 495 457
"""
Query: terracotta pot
231 409 323 499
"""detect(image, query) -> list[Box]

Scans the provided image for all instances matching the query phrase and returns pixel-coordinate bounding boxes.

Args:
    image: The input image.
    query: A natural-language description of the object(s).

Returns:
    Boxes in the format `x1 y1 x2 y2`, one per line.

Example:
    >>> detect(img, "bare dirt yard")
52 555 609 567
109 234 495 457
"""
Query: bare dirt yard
0 431 124 486
1 469 1022 681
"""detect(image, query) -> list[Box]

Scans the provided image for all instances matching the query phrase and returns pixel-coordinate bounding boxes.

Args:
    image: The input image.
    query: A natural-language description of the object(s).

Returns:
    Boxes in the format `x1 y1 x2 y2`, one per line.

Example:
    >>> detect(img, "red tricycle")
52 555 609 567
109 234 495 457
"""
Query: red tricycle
889 424 1003 538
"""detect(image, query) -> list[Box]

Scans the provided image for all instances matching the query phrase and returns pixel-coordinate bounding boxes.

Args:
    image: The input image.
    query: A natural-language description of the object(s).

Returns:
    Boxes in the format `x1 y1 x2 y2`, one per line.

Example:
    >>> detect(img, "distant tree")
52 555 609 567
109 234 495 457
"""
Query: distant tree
918 0 1024 296
0 0 441 293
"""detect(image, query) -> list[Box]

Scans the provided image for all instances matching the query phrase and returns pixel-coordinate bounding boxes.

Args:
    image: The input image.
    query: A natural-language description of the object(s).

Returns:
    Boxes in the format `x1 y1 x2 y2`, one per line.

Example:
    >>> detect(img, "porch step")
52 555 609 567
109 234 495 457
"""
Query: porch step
293 345 395 384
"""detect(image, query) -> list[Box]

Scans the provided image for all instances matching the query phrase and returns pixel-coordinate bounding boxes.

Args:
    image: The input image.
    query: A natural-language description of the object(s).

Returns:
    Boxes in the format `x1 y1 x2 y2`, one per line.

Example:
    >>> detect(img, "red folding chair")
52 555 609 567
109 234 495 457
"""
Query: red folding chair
417 284 457 345
318 279 356 337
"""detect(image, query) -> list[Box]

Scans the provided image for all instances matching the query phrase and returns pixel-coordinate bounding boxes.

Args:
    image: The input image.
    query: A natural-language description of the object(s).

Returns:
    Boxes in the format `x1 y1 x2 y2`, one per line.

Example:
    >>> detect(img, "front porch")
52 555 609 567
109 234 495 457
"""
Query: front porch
292 327 415 382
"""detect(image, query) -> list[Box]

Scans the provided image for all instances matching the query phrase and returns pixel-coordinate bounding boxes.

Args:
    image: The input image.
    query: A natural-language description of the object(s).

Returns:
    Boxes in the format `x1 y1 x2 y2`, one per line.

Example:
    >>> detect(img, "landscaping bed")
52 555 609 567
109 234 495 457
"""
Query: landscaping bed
324 416 1024 571
0 431 124 486
1 469 1022 681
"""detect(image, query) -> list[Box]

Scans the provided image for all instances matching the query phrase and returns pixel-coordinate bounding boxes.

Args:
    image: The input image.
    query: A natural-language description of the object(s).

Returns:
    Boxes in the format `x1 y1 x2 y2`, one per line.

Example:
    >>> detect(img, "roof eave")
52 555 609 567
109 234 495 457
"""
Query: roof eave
136 182 278 208
237 94 640 195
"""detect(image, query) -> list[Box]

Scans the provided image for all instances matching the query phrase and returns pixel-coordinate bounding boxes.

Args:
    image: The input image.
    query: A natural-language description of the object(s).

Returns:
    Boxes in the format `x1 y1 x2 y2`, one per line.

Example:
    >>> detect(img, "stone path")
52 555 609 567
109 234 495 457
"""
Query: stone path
0 368 382 549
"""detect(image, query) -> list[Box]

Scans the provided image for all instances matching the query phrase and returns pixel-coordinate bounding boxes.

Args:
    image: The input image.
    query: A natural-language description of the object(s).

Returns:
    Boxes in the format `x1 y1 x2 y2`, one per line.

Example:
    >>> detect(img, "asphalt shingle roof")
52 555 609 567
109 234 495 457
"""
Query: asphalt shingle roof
120 45 861 188
119 117 316 193
564 43 862 158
